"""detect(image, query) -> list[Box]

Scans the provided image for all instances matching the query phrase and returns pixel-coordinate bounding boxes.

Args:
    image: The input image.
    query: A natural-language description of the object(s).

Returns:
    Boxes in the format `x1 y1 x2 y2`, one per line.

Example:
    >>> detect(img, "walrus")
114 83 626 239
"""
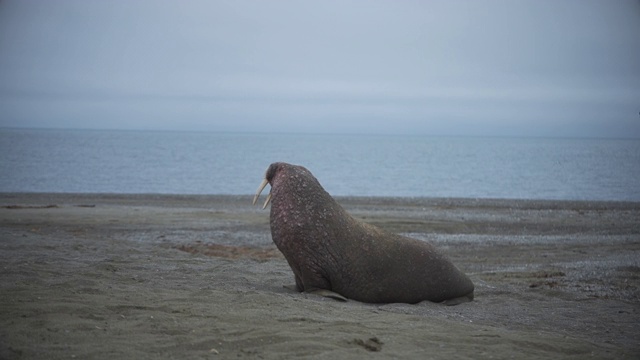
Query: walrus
253 162 474 305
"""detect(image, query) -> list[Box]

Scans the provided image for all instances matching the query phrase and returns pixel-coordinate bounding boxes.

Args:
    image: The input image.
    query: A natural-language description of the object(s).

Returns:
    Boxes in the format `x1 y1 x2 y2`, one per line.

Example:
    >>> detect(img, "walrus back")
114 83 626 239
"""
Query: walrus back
329 220 474 304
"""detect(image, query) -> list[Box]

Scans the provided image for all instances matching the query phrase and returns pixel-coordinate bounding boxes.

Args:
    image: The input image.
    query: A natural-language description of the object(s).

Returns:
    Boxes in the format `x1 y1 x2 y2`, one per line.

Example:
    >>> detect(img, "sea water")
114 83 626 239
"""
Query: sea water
1 128 639 201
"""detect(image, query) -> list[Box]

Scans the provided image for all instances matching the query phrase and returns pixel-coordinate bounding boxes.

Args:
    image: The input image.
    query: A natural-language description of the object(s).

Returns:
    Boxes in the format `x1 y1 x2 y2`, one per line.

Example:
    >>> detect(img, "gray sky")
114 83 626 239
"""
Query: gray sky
1 0 639 137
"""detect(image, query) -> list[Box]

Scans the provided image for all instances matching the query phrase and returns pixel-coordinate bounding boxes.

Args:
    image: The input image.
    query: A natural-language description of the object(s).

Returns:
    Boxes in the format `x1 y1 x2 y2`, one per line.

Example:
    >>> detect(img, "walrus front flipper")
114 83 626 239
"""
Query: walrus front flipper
440 292 474 306
306 289 348 302
282 284 347 301
281 285 347 301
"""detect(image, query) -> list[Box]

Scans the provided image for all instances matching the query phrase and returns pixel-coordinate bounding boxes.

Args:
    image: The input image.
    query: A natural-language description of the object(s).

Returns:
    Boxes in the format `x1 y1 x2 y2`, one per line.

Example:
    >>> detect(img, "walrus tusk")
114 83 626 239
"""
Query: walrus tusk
253 178 269 205
262 192 272 209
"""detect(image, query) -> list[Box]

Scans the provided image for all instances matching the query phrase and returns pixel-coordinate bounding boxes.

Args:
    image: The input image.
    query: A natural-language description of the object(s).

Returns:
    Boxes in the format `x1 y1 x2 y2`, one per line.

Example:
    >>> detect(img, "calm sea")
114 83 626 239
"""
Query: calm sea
1 128 639 201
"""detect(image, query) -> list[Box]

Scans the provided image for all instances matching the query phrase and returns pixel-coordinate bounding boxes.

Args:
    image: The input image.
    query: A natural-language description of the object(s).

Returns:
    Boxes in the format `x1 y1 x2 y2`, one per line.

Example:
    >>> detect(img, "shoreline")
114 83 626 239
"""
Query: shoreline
1 193 638 358
2 192 640 211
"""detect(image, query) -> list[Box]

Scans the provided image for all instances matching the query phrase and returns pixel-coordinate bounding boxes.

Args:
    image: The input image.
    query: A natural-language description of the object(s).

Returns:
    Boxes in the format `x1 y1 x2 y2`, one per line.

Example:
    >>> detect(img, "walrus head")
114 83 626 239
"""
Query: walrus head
252 162 325 209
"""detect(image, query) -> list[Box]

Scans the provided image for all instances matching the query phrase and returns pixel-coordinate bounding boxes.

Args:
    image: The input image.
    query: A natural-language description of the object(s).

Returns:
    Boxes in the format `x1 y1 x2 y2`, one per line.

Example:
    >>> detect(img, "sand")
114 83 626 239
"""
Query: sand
0 193 638 359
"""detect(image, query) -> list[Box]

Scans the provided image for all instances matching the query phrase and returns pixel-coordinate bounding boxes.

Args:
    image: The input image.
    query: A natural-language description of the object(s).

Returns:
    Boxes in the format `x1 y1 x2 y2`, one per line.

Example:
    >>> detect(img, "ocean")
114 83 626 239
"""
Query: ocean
1 128 639 201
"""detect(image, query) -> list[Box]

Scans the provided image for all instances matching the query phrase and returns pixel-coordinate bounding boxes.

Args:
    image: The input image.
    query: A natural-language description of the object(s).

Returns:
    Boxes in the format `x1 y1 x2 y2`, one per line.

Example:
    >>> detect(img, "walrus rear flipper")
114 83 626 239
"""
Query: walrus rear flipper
306 289 348 302
440 292 474 306
282 285 348 302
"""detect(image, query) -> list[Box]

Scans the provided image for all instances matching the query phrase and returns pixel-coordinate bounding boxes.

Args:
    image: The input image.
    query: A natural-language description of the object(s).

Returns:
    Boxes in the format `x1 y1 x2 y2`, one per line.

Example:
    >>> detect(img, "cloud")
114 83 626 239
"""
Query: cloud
0 0 639 137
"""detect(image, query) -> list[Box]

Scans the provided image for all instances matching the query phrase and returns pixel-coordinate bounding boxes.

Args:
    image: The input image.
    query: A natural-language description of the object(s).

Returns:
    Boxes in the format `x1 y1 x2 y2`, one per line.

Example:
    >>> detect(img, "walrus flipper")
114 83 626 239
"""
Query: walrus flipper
282 284 348 301
440 292 474 306
306 289 348 302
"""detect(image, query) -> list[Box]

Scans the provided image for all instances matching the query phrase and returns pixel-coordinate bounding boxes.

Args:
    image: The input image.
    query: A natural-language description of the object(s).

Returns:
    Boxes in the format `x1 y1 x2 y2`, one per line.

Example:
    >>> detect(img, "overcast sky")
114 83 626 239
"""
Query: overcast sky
1 0 639 137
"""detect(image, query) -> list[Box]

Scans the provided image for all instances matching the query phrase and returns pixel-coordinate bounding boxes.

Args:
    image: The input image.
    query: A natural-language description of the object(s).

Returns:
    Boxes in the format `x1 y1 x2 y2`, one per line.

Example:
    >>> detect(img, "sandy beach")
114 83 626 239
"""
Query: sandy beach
0 193 638 359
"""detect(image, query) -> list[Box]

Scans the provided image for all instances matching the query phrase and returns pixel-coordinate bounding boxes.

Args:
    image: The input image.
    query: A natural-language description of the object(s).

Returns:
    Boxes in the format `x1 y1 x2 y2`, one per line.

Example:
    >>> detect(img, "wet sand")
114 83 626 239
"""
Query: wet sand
0 193 638 359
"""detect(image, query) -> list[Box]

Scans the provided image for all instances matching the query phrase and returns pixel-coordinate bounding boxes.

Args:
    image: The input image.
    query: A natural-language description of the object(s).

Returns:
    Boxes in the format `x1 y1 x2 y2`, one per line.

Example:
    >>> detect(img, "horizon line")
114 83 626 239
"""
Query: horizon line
1 125 640 141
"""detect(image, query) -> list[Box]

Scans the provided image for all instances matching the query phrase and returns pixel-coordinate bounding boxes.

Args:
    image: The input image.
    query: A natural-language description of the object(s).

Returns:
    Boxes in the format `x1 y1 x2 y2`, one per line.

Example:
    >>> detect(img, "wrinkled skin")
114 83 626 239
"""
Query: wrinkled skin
259 162 474 304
